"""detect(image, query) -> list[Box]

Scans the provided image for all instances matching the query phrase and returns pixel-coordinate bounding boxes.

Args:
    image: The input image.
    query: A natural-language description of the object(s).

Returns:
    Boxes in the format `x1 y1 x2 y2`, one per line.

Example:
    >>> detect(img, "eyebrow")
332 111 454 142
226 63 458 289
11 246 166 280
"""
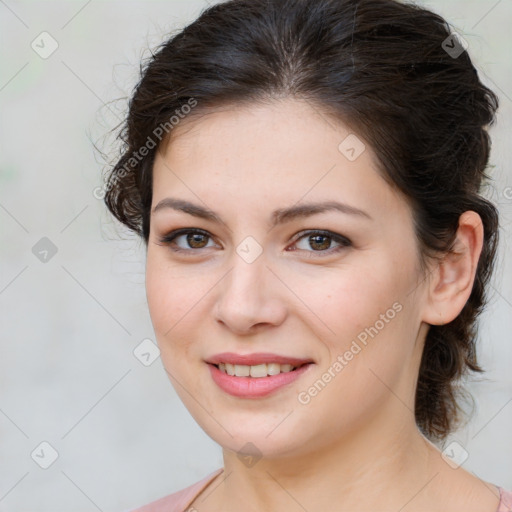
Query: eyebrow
151 197 372 226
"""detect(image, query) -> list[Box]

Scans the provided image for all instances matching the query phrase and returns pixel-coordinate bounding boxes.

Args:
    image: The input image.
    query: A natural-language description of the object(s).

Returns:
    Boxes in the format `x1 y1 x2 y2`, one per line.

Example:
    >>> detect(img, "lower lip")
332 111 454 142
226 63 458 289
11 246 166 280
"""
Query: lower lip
207 363 314 398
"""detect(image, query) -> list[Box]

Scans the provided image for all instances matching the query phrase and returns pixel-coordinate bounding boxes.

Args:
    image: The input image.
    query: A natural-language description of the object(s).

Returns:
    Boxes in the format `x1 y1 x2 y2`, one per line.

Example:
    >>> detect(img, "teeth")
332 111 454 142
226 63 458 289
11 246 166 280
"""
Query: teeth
267 363 281 375
216 362 299 377
249 364 267 378
235 364 250 377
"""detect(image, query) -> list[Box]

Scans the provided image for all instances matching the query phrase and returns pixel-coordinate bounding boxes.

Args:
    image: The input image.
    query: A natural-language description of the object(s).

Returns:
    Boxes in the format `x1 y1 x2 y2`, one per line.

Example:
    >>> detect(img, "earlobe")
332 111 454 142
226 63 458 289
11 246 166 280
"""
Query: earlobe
422 211 484 326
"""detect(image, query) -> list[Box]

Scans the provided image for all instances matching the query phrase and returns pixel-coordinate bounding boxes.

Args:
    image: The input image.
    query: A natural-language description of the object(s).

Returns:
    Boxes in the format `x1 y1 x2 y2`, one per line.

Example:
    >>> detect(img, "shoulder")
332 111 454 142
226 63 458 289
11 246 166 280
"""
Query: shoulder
126 468 224 512
496 486 512 512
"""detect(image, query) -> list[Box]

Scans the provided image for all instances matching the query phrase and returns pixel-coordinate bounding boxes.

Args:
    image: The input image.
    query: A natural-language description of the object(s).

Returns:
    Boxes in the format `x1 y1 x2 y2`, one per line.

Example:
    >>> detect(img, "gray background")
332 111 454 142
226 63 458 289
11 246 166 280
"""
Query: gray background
0 1 511 511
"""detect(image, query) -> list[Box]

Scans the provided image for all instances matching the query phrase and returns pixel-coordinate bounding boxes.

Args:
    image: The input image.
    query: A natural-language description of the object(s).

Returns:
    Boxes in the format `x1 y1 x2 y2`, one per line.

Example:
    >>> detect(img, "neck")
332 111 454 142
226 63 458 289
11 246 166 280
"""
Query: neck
211 410 441 512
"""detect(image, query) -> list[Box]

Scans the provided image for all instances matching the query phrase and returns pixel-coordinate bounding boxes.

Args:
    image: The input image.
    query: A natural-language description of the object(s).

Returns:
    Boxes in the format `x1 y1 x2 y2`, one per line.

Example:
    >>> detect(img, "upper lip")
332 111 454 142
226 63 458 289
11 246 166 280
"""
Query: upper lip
205 352 314 366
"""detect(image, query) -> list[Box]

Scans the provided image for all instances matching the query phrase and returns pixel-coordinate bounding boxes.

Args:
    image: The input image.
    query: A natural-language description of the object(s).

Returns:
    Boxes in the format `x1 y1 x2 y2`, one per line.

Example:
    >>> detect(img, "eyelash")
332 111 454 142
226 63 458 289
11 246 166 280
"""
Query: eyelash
157 228 352 257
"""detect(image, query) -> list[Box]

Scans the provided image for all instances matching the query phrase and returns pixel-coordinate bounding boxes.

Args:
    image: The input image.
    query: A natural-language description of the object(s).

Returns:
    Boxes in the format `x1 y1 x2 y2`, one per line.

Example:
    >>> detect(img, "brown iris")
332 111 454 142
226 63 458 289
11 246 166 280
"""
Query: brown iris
308 234 331 251
187 232 209 249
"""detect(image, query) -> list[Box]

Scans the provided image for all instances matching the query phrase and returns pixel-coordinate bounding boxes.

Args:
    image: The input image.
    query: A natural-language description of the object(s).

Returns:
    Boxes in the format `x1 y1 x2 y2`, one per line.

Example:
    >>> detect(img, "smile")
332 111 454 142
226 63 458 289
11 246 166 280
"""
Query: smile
207 362 314 398
215 362 299 377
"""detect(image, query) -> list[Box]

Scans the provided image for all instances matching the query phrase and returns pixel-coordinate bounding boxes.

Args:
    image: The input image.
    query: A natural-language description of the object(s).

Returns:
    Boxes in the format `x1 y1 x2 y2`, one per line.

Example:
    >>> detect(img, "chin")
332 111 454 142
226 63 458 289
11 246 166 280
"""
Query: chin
198 415 313 459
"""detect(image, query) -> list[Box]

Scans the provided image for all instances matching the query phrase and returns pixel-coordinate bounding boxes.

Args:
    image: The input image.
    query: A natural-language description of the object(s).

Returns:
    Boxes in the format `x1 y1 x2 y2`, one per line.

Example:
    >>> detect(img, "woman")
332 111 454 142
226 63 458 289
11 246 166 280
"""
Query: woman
103 0 512 510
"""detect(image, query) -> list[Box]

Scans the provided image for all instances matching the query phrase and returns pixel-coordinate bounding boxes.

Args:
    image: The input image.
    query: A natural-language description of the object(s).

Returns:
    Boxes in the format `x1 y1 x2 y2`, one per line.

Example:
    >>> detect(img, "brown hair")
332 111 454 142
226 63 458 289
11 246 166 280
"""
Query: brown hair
102 0 499 442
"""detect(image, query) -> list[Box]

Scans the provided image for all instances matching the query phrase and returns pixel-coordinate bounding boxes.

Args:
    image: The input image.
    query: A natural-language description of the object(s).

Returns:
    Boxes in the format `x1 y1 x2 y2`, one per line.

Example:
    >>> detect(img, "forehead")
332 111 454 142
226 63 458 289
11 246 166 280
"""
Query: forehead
152 98 406 221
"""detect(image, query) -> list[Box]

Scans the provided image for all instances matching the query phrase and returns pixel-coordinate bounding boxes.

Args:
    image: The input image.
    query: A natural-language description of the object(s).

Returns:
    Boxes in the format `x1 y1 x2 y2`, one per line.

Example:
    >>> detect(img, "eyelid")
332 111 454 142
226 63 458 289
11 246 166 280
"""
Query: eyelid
157 228 352 256
291 229 351 246
157 228 219 252
288 229 352 257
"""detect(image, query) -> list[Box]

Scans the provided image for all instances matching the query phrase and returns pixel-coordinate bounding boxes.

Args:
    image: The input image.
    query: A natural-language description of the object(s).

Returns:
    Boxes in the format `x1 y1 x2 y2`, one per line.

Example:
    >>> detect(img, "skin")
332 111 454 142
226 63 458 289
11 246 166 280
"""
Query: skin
145 98 498 512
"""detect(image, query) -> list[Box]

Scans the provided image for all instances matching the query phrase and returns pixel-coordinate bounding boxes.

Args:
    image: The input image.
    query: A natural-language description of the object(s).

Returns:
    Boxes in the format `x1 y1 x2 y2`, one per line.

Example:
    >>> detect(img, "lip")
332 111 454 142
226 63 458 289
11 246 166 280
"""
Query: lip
207 361 314 398
205 352 314 366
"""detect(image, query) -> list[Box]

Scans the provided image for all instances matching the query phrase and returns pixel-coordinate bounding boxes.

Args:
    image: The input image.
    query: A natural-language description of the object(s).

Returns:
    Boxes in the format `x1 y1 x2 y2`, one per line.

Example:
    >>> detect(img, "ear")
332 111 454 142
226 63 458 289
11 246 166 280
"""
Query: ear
422 211 484 326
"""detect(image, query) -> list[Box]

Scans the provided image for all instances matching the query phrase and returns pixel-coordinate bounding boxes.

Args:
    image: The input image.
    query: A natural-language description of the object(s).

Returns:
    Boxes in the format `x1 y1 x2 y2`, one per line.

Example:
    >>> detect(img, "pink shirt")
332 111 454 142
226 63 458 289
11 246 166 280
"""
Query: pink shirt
128 468 512 512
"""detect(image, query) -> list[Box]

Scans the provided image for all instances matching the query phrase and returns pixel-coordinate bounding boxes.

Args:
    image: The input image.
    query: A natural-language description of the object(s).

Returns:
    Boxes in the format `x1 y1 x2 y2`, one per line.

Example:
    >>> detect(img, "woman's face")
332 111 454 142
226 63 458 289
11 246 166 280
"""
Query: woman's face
146 98 431 459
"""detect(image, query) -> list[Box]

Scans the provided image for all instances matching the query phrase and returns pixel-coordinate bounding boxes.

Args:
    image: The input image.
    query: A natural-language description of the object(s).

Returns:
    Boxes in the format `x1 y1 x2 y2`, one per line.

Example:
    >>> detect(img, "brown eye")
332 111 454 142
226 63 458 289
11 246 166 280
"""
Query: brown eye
158 228 216 253
186 232 209 249
290 230 352 256
308 234 332 251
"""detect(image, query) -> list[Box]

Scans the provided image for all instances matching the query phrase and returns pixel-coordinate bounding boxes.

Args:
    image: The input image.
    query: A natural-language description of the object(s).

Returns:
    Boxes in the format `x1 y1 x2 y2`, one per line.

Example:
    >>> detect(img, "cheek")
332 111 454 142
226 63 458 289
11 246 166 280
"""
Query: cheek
290 255 418 381
145 254 202 348
288 261 405 339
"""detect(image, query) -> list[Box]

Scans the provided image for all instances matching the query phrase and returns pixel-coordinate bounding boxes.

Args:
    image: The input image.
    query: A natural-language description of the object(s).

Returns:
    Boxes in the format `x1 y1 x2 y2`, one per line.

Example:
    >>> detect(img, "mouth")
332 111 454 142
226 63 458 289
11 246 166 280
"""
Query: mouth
205 352 314 368
206 358 315 398
209 361 312 378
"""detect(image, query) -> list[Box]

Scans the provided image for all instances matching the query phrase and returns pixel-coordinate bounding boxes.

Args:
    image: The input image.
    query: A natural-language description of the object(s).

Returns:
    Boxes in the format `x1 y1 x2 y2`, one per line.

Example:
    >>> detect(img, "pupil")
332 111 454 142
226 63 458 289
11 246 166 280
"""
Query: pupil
188 233 207 248
310 235 330 250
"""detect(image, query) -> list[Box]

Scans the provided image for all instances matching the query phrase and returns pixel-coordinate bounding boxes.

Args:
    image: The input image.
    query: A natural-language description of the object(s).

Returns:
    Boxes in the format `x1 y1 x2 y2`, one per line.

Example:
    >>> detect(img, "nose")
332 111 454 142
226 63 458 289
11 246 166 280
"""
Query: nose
213 254 287 335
